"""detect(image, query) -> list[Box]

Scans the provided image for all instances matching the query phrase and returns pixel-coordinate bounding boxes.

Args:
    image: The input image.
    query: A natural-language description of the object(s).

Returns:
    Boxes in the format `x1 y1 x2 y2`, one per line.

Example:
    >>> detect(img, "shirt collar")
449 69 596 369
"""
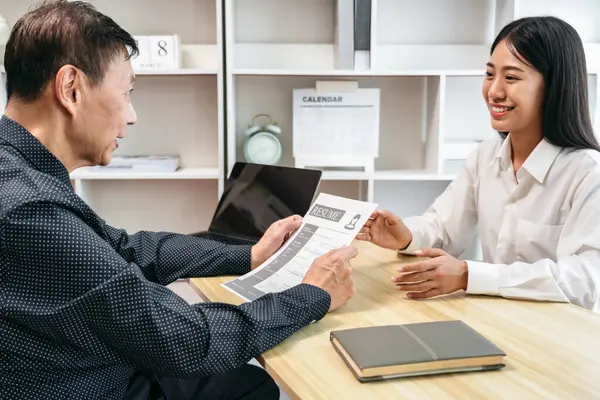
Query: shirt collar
490 134 562 183
0 115 72 185
491 134 513 171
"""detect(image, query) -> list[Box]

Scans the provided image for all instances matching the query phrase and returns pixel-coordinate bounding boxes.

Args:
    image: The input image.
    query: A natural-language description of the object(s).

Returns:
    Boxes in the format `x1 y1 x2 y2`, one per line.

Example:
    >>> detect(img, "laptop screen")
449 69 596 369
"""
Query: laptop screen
208 162 322 241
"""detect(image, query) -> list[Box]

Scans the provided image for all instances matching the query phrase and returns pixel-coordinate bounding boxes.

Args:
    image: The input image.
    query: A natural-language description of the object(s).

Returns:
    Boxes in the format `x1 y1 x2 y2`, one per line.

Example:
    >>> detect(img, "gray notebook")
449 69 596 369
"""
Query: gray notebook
330 320 506 382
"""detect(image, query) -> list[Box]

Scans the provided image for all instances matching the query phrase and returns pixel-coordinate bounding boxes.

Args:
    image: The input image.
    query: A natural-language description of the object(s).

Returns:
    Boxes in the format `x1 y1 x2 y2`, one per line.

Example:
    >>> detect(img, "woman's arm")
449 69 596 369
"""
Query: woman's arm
465 170 600 312
402 147 480 257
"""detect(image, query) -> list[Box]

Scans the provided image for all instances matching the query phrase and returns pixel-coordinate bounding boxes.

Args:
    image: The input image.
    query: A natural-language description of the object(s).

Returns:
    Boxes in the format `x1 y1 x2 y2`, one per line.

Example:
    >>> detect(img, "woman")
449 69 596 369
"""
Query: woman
358 16 600 313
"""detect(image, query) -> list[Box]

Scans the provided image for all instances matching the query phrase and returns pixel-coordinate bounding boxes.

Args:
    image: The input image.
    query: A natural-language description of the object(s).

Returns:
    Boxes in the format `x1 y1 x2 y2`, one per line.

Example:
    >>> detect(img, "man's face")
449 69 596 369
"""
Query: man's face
71 52 137 166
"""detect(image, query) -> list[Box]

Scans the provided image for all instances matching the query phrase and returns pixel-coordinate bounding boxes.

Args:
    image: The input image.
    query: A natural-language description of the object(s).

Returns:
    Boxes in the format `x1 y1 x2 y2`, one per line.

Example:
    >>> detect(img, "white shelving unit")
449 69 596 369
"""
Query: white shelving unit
0 0 226 234
224 0 600 260
73 0 226 234
1 0 599 247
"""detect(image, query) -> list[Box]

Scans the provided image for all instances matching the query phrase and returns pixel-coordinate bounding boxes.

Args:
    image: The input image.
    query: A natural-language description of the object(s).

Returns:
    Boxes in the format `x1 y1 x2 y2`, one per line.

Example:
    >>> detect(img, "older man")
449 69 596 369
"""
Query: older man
0 1 357 399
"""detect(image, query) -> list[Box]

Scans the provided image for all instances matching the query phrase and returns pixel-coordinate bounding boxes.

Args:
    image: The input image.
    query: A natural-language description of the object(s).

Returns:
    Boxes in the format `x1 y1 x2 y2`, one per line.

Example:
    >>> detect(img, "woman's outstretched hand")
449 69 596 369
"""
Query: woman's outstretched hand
356 210 412 250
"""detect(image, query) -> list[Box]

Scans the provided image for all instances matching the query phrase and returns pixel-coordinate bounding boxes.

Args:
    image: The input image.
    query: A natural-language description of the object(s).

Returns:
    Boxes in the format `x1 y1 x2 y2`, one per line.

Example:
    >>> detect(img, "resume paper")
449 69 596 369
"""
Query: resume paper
222 193 378 301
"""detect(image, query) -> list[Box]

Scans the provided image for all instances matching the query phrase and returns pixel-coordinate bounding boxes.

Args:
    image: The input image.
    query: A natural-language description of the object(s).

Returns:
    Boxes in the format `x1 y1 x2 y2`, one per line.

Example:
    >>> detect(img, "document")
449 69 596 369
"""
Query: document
222 193 378 301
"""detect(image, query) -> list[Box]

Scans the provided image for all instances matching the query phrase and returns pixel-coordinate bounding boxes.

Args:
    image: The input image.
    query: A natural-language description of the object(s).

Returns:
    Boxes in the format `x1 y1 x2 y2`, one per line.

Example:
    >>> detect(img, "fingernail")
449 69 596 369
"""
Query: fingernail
396 266 403 272
391 277 397 282
407 293 413 298
414 250 423 255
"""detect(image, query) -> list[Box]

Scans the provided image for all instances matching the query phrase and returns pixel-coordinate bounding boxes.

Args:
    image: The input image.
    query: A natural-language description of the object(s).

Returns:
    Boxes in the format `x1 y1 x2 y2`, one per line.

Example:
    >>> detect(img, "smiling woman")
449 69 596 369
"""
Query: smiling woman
485 16 600 154
357 16 600 314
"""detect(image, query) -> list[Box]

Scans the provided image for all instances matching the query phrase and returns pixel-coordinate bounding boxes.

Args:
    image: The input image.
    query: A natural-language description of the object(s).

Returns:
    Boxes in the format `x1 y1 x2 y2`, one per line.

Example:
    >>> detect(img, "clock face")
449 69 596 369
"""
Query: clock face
246 132 281 164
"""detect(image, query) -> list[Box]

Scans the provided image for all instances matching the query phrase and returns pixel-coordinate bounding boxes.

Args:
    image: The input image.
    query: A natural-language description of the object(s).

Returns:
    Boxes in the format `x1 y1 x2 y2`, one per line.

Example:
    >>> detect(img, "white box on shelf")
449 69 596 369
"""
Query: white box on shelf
131 35 181 70
292 82 380 172
87 155 181 173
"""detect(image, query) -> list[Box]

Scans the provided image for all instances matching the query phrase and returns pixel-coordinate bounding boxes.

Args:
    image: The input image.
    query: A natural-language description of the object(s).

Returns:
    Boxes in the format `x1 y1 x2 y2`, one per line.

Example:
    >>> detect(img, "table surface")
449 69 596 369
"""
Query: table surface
189 241 600 400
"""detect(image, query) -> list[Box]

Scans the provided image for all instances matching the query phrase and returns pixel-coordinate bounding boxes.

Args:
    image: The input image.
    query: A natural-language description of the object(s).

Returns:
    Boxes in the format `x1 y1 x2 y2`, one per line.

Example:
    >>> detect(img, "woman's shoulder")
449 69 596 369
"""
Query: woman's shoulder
561 147 600 171
558 147 600 195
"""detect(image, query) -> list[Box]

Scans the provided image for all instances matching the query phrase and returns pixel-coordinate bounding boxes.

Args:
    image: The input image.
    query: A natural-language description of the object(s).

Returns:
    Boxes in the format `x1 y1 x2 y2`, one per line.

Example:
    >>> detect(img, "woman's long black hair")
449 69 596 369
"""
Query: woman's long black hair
491 16 600 151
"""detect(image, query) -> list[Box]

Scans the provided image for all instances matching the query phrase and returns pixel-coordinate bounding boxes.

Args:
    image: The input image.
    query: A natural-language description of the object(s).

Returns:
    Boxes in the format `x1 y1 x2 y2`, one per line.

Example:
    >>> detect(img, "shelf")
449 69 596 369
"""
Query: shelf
3 66 220 76
318 170 456 181
233 68 485 77
234 69 372 76
376 0 500 46
372 44 490 71
135 69 218 76
373 170 455 181
234 44 335 71
321 170 371 180
370 43 600 73
70 167 220 180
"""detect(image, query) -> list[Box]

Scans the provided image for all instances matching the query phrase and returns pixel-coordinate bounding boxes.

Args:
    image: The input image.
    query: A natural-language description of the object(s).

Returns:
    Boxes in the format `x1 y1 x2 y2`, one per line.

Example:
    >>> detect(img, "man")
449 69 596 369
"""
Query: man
0 1 357 399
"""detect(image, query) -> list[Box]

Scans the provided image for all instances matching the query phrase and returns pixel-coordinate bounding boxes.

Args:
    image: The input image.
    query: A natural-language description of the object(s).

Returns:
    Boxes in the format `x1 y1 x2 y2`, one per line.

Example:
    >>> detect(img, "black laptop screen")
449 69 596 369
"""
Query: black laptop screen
208 163 322 241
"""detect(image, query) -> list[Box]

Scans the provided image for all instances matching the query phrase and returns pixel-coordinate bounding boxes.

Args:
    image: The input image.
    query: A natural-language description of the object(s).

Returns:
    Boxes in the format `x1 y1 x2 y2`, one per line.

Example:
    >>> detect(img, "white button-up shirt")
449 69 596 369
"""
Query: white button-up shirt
402 134 600 312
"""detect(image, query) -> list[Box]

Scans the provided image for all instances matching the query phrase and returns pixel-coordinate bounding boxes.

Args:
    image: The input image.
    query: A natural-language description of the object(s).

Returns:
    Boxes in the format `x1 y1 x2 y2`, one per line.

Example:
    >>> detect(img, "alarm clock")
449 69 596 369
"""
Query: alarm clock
243 113 283 165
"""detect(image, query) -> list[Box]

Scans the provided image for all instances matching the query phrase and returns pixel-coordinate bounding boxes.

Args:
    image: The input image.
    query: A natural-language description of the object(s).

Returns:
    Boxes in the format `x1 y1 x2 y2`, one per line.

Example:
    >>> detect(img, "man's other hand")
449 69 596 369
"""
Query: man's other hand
302 245 358 312
251 215 302 269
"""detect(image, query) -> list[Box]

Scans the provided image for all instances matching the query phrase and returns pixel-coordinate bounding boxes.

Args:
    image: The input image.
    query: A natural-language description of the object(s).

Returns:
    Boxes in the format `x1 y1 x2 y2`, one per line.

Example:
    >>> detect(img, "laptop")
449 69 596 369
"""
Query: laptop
192 162 322 245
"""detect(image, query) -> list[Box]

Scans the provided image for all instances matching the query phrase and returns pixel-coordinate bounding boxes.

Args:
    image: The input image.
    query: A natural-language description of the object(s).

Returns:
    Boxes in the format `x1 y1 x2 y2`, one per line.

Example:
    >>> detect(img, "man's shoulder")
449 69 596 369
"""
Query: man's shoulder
0 148 73 218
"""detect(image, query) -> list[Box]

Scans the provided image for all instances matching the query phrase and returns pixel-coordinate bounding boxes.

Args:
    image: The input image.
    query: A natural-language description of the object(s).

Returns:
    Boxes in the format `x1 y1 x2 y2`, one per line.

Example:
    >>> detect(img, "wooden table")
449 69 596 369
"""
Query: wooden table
190 241 600 399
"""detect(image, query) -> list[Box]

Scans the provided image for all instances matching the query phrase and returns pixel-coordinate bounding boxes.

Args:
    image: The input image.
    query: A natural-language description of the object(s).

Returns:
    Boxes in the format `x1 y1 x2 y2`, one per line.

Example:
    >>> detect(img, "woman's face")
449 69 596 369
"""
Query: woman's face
482 39 545 137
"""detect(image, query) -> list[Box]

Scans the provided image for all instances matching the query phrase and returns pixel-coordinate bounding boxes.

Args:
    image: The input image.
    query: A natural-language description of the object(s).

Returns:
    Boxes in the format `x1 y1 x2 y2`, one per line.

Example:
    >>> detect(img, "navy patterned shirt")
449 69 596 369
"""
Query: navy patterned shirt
0 115 330 399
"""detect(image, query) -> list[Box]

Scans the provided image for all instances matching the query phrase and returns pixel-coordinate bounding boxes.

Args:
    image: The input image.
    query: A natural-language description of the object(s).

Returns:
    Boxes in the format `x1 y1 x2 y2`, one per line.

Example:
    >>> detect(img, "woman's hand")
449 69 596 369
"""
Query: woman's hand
356 210 412 250
391 248 469 298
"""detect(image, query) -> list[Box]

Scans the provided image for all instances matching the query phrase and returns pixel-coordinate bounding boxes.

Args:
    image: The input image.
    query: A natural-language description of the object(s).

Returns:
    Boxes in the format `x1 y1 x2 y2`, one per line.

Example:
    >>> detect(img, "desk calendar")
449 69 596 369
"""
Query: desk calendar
292 87 380 172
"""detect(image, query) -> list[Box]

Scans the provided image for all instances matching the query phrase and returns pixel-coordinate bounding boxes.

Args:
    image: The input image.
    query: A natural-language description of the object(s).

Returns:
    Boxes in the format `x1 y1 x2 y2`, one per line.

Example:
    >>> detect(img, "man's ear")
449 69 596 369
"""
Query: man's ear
54 65 84 115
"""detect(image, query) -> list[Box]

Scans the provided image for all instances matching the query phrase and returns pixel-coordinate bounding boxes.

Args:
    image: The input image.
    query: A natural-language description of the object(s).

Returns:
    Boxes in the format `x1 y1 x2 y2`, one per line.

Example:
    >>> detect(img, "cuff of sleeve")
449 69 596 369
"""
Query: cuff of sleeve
465 260 504 295
283 283 331 324
398 217 425 254
225 244 253 275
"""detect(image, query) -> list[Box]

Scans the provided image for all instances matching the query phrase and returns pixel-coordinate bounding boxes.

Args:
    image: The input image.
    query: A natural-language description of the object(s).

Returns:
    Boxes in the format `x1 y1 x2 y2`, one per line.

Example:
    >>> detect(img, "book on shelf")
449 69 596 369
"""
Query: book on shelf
354 0 371 70
87 155 180 173
331 320 506 382
334 0 354 69
332 0 371 70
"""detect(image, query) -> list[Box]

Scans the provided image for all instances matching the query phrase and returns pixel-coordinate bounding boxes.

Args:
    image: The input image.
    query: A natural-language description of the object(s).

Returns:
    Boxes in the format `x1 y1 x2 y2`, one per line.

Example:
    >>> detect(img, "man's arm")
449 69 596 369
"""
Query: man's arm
101 223 252 285
465 171 600 312
1 199 330 377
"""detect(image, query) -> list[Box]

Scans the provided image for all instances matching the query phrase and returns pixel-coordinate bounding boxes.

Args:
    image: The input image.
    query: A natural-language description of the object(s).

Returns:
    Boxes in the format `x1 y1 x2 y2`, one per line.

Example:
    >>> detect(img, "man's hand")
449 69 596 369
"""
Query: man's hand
302 245 358 312
356 210 412 250
391 248 468 299
251 215 302 269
